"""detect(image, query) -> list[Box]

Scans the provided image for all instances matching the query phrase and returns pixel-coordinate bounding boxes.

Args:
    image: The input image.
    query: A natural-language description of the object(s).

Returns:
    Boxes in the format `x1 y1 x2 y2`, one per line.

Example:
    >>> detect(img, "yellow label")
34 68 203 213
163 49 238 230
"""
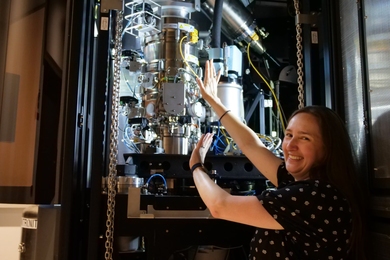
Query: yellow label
250 32 259 41
178 22 194 32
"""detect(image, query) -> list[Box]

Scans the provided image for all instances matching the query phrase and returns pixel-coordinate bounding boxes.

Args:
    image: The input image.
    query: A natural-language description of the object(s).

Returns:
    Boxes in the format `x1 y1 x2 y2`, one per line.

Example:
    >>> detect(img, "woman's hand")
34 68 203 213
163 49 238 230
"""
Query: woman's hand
196 60 221 103
189 133 214 168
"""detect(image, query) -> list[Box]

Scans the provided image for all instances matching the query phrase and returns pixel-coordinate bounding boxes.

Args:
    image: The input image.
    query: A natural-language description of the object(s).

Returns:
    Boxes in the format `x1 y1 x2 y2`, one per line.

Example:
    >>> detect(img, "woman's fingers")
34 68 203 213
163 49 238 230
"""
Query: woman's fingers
216 69 221 83
203 133 214 149
197 60 220 100
196 76 203 88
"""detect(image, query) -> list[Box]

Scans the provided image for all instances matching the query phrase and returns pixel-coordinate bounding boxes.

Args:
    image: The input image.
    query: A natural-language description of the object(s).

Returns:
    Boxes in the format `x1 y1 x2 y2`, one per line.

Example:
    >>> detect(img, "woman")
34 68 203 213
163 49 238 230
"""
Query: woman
189 60 367 259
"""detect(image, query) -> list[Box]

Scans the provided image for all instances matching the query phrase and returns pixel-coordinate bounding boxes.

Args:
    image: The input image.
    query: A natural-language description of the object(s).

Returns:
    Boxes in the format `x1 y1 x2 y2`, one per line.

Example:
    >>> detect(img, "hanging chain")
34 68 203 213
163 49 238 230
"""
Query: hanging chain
293 0 305 109
105 10 123 260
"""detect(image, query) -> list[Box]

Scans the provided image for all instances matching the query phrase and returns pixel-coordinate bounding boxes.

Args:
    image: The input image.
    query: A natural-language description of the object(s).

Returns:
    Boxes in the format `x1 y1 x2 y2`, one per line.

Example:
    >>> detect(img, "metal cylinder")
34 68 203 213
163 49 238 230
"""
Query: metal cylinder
161 125 190 154
143 17 199 77
117 176 144 194
217 80 245 122
201 0 266 55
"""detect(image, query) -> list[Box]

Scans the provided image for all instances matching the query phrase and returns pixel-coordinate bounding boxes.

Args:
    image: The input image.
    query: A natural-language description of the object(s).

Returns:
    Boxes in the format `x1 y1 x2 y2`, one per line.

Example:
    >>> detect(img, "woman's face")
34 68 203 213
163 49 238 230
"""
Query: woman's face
282 112 326 180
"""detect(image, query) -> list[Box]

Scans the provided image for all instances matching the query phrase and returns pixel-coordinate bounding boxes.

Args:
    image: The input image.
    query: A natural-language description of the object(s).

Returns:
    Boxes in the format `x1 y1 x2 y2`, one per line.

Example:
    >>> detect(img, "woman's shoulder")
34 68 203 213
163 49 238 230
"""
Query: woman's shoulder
280 178 350 209
277 162 294 186
276 162 349 206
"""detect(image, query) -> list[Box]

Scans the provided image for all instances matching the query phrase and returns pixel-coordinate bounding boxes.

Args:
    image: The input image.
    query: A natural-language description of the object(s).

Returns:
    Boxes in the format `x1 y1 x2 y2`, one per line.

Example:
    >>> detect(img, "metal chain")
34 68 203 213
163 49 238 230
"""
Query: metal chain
293 0 305 109
105 10 123 260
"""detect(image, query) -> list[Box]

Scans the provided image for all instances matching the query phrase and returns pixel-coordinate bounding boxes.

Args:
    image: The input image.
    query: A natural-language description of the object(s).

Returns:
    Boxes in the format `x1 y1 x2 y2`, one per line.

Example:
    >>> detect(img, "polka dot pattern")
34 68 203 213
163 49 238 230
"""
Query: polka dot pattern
248 163 352 259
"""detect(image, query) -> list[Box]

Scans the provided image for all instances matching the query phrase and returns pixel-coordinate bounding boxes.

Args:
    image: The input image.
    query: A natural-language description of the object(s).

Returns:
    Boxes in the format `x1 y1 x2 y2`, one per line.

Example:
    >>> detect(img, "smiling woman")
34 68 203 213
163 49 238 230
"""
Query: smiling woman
189 60 369 260
282 112 326 181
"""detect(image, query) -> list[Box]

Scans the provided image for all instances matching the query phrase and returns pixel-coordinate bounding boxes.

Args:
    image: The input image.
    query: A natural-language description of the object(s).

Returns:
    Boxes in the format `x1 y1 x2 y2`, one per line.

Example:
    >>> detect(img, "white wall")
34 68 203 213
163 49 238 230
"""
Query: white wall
0 204 34 260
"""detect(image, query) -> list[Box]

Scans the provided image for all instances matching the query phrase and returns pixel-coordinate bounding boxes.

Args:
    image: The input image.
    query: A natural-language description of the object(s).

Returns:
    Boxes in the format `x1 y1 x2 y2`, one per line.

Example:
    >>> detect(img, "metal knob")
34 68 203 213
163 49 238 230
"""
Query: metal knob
18 242 26 253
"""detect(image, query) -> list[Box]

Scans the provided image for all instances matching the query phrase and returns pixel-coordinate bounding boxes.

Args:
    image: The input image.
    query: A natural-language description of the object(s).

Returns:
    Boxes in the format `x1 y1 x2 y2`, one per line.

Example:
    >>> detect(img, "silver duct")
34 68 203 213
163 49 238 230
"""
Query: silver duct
201 0 267 55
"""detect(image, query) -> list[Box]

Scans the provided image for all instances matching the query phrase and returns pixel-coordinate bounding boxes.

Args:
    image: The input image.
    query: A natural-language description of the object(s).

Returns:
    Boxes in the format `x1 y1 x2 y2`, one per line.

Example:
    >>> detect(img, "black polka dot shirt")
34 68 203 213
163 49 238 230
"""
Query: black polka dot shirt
249 163 352 259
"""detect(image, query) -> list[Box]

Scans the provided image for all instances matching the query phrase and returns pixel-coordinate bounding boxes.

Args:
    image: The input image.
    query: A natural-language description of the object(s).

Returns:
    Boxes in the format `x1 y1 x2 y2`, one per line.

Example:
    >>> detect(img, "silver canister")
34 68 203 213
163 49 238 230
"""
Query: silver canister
117 176 144 194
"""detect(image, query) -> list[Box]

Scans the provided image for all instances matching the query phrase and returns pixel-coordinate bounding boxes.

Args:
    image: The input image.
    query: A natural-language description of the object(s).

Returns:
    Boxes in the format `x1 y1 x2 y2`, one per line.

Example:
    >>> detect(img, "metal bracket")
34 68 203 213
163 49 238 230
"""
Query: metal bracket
144 205 212 219
101 0 123 13
127 187 212 219
194 0 201 12
295 13 319 26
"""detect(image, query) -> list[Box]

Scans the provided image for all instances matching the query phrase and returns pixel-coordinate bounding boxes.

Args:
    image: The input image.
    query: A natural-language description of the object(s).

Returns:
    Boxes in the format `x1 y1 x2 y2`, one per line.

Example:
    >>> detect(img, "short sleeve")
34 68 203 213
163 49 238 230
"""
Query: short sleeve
276 162 294 187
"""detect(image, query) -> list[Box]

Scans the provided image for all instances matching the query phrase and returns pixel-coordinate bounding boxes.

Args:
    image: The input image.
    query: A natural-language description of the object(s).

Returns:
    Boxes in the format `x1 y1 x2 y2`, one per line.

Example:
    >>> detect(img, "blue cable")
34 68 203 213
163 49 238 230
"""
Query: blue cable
245 190 256 196
146 173 167 188
212 121 228 155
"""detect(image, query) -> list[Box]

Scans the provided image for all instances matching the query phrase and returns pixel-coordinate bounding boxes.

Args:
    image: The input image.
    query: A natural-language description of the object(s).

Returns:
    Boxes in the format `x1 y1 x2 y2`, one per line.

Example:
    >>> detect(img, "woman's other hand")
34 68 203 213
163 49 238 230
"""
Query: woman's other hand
196 60 221 103
190 133 214 168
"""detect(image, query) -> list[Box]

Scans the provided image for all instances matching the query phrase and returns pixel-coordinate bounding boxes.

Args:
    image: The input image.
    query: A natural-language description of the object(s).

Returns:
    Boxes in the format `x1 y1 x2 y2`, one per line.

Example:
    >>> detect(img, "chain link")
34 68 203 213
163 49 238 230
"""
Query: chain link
293 0 305 109
105 10 123 260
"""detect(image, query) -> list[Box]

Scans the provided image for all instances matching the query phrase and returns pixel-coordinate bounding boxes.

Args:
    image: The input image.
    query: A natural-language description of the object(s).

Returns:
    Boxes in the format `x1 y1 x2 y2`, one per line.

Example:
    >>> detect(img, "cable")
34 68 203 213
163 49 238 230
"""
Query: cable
271 109 287 139
212 125 227 155
174 68 198 83
245 190 256 196
146 173 167 188
123 125 141 153
178 67 198 80
179 36 199 78
120 69 136 96
272 136 282 150
246 44 286 133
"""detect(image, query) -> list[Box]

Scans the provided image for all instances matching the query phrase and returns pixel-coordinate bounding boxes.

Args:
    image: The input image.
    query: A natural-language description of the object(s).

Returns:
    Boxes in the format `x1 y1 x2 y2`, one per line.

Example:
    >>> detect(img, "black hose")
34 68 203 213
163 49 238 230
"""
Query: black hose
211 0 223 48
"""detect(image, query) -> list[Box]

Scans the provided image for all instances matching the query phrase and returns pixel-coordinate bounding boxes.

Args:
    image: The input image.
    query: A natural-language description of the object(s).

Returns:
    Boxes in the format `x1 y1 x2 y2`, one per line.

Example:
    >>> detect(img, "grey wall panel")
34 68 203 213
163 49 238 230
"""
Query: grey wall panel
339 1 368 176
365 0 390 188
340 1 390 257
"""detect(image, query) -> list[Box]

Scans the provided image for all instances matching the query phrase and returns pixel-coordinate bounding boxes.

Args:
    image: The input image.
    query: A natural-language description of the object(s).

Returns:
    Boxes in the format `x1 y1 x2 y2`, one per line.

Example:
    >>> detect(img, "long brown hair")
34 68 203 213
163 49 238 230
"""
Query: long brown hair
289 106 368 259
